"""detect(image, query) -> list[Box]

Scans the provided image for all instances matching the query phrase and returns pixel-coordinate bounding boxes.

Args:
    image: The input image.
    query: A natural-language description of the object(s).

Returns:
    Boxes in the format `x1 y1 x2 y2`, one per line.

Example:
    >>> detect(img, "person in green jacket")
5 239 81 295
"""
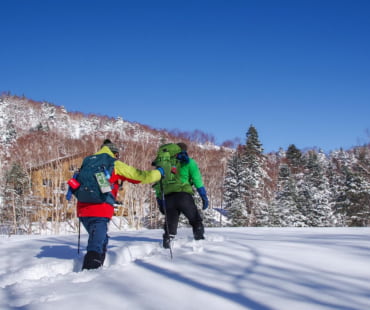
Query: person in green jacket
156 142 209 248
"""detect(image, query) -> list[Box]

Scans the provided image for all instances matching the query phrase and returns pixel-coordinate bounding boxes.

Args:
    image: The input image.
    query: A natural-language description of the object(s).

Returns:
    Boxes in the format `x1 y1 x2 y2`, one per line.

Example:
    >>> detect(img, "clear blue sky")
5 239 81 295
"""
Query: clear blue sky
1 0 369 153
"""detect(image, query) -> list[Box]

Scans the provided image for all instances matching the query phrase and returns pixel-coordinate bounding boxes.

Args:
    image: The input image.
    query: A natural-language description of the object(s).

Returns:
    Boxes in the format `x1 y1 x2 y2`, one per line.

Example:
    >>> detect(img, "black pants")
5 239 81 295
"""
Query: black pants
162 192 204 239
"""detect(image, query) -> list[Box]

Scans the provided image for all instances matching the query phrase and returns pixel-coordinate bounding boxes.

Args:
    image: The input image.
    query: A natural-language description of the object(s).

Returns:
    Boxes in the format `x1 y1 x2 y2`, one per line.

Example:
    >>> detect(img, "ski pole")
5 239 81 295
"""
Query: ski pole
77 219 81 255
160 178 173 259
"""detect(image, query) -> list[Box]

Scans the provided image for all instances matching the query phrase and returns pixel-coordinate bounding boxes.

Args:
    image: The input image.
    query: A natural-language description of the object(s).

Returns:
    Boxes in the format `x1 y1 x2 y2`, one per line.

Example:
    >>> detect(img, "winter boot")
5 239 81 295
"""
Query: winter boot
193 225 205 240
82 251 103 270
163 234 175 249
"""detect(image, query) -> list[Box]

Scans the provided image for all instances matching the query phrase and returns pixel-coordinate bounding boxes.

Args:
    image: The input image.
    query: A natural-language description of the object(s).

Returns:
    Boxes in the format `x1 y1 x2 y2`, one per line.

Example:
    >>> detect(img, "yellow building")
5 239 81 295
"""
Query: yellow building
29 153 86 221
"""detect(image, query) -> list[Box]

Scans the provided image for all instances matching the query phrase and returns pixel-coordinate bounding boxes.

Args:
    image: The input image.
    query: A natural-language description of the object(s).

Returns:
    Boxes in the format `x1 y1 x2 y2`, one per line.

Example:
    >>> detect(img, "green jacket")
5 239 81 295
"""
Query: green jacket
180 158 204 189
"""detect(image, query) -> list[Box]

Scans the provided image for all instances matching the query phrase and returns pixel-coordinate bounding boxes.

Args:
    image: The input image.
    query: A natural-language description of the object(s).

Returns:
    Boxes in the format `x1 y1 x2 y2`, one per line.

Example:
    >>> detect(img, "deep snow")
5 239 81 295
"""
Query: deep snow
1 227 369 310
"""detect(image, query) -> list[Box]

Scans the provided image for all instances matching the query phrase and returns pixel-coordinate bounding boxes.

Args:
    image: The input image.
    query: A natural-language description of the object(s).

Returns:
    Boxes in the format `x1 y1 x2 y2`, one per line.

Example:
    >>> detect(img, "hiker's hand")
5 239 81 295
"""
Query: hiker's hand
197 187 209 210
156 167 165 178
156 198 164 214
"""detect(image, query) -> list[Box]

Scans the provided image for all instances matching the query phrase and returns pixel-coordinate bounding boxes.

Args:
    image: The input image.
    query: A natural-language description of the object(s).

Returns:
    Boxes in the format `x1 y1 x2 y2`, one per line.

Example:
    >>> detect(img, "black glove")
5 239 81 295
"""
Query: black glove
197 186 209 210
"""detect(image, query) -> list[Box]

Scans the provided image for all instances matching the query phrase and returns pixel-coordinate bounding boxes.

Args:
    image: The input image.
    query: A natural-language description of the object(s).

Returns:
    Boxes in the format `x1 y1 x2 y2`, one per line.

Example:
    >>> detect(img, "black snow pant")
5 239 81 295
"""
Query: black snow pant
162 192 204 240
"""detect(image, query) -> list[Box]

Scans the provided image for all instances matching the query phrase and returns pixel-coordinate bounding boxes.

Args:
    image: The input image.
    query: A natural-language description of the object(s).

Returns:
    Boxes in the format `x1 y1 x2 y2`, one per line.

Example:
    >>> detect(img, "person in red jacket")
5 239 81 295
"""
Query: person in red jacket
77 139 164 270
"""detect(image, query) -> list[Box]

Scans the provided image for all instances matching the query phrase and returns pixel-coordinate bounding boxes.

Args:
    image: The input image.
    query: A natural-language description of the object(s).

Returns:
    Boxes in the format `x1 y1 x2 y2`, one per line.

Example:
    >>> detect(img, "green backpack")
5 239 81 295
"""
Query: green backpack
152 143 192 196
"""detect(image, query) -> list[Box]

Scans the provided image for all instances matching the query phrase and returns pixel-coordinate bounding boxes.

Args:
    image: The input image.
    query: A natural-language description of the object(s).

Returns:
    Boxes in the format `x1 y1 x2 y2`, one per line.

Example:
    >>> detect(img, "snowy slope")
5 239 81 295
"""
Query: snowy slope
0 96 154 142
1 227 370 310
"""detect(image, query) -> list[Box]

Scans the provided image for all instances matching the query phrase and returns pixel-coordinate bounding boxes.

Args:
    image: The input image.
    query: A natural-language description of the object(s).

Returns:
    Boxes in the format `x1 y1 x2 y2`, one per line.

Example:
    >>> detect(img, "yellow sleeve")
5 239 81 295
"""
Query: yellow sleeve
114 160 161 184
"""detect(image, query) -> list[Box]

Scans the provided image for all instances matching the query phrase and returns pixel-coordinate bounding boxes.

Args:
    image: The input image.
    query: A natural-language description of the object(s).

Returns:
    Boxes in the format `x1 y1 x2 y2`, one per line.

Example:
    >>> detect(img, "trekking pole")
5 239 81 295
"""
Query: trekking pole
160 178 173 259
77 219 81 255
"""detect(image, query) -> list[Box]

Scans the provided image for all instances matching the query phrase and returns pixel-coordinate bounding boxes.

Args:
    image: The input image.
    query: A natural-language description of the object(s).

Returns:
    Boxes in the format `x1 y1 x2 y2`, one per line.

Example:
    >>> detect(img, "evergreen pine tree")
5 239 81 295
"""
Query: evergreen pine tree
301 150 334 226
228 196 248 226
329 149 370 226
328 149 352 225
245 125 263 154
286 144 304 174
223 150 249 225
272 145 312 226
2 163 30 234
241 125 267 226
223 153 240 206
272 164 296 226
343 170 370 226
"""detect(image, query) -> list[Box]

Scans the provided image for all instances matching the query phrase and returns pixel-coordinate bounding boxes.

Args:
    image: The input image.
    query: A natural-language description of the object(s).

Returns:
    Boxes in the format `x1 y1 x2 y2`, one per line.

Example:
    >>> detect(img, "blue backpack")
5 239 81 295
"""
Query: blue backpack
74 153 116 205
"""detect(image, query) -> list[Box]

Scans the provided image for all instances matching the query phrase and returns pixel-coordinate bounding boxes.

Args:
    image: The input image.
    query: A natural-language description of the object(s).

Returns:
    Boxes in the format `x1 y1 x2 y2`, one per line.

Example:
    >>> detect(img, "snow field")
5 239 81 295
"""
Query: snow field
0 227 369 310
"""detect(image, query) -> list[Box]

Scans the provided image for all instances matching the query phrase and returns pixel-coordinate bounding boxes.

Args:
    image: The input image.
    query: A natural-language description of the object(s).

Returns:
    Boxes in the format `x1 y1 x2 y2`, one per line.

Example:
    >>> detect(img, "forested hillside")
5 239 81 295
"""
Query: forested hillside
1 94 369 234
223 126 370 227
0 94 231 234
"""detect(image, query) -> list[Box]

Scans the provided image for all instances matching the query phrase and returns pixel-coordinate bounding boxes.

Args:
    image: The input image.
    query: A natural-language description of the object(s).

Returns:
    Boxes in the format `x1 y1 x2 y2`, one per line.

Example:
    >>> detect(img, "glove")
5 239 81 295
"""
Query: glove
65 186 73 201
156 167 165 178
197 186 209 210
156 198 164 214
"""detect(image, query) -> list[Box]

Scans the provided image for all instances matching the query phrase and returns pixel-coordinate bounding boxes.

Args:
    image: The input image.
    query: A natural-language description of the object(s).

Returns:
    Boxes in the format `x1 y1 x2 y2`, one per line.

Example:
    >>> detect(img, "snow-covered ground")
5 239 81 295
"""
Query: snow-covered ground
1 227 369 310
